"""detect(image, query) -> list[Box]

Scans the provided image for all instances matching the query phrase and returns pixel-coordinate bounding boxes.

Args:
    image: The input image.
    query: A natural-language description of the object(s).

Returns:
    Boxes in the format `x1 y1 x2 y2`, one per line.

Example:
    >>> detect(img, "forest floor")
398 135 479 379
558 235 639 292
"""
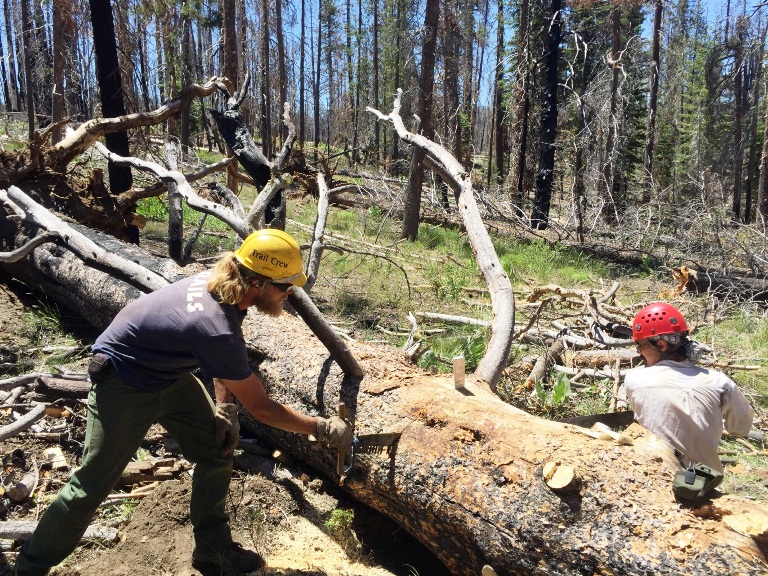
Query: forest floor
0 278 449 576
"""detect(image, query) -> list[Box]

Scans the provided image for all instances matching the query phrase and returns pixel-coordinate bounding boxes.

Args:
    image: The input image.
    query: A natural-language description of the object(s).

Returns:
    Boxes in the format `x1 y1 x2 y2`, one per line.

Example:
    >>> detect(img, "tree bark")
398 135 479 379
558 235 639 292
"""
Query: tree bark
531 0 562 230
732 21 744 221
0 237 766 576
314 0 322 164
758 65 768 220
276 0 287 146
165 143 183 260
492 0 505 185
299 0 306 147
260 0 273 159
642 0 662 203
88 0 136 242
3 0 19 112
601 4 621 224
222 0 239 195
51 0 68 144
20 0 34 139
401 0 440 240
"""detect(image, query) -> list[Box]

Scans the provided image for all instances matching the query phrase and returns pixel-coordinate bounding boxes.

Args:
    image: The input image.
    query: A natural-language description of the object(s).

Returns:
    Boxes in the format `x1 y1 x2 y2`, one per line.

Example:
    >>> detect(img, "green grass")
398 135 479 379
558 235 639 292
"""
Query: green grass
718 437 768 501
285 198 627 371
324 508 362 558
696 309 768 411
137 195 231 232
497 238 613 286
22 301 76 349
417 328 488 373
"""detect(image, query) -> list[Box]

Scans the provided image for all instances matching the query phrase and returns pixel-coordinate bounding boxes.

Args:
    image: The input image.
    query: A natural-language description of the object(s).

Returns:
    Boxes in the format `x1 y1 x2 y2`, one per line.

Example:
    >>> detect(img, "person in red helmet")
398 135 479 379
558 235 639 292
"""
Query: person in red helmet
624 302 754 476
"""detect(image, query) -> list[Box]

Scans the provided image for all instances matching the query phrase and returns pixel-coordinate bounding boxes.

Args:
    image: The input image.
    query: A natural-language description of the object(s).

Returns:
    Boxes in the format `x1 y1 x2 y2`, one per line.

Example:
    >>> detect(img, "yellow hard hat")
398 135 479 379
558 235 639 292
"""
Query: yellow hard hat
234 229 307 287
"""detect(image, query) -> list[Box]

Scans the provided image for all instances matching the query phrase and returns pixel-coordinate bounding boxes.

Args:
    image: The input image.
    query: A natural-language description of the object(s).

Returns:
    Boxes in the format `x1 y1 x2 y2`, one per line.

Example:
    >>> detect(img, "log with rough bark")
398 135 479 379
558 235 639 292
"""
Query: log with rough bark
32 376 90 398
1 236 766 576
686 268 768 304
0 521 118 544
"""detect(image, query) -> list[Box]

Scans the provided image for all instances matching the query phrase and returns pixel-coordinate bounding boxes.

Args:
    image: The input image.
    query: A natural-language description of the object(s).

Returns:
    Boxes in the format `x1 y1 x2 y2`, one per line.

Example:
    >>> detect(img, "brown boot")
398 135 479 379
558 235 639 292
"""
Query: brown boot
191 541 264 574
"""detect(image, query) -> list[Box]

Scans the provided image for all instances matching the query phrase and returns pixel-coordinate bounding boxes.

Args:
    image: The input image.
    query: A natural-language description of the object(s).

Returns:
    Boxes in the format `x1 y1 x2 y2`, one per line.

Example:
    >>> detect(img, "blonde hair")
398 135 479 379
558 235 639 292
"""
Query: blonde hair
207 252 267 305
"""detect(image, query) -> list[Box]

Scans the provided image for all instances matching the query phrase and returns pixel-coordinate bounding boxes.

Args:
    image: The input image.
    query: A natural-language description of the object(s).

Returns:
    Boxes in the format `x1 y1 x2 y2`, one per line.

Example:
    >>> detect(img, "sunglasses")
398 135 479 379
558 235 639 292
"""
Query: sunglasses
272 283 295 294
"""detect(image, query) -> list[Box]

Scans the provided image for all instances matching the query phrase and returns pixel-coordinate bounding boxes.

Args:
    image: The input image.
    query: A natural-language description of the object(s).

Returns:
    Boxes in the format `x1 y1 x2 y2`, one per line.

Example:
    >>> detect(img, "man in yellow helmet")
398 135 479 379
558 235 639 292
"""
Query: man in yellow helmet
14 229 352 575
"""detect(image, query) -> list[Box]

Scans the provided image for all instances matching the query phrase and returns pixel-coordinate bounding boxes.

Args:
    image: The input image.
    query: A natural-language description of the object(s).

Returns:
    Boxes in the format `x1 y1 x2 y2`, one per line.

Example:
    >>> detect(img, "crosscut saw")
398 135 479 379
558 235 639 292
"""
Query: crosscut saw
337 402 402 476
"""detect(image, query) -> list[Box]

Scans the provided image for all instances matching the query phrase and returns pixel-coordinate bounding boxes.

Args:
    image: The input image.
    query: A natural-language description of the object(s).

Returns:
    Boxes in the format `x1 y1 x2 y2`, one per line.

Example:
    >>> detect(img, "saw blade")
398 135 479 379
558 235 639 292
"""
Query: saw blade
355 432 401 447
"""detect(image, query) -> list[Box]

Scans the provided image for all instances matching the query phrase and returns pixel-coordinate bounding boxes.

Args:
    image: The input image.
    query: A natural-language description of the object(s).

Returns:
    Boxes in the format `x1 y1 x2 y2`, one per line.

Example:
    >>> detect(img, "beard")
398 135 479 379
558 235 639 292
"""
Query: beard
253 295 284 318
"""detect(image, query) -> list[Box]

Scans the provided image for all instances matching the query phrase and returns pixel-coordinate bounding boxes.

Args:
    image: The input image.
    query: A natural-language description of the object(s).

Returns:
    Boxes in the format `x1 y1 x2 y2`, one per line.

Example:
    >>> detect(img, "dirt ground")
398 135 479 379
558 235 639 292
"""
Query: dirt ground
0 278 448 576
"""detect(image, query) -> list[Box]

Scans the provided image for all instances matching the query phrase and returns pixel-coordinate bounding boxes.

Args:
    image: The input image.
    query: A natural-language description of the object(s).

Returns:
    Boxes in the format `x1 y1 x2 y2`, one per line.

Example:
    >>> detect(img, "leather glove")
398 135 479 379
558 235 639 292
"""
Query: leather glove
315 416 353 449
214 403 240 457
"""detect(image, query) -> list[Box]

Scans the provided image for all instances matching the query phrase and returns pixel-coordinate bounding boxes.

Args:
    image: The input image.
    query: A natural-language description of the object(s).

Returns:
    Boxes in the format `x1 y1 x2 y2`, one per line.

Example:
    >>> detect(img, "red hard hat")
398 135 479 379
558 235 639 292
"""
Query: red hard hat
632 302 689 341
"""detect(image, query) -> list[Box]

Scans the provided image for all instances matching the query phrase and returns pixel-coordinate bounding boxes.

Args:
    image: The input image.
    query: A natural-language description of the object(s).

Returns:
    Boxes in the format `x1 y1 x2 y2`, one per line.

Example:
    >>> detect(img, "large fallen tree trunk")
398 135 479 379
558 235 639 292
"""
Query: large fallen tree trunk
1 239 766 576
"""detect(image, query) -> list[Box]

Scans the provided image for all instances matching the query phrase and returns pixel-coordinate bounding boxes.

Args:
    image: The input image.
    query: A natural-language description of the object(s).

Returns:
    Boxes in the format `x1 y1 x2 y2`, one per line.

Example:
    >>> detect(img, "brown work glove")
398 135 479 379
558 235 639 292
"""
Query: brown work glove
214 403 240 457
315 416 353 449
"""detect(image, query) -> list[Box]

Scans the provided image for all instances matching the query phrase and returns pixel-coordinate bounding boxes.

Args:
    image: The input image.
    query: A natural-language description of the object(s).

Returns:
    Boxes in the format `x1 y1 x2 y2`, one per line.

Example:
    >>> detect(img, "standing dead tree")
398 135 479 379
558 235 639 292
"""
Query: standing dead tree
368 89 515 390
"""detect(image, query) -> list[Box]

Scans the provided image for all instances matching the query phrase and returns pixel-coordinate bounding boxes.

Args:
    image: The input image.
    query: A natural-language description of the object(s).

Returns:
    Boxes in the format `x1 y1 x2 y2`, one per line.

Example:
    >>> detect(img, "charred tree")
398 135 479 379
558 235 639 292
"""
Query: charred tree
531 0 562 230
401 0 440 240
88 0 136 242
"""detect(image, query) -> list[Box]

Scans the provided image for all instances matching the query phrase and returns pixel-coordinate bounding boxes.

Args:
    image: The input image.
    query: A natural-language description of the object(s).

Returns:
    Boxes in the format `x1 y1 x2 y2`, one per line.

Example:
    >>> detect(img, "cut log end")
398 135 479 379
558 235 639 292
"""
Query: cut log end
543 461 578 492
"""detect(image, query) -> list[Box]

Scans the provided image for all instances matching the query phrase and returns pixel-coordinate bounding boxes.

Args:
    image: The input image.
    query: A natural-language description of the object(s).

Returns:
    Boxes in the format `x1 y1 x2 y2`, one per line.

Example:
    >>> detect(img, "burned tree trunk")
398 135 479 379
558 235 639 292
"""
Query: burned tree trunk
0 231 765 576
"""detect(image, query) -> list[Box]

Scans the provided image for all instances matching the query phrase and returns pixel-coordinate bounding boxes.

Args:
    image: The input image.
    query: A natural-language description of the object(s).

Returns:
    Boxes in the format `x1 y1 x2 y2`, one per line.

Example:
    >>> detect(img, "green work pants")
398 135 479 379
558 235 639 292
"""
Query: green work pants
14 367 233 575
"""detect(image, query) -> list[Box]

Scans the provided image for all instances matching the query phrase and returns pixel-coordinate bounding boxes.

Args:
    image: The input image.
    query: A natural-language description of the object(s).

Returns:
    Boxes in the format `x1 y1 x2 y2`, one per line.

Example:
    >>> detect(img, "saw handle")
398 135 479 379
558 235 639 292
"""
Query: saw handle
337 402 346 476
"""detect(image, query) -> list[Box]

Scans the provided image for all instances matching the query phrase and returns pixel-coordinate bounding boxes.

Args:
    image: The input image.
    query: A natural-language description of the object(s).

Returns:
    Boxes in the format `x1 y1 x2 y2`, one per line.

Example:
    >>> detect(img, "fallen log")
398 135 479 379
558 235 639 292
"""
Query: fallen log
686 268 768 304
1 236 766 576
0 521 118 545
32 376 90 398
0 403 47 442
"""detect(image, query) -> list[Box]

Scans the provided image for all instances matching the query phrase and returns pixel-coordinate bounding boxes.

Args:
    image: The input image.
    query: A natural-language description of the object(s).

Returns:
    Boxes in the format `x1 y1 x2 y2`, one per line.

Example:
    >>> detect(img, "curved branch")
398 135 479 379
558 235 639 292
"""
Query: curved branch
286 288 364 380
0 403 47 442
93 142 249 239
244 175 292 229
274 102 298 171
367 90 515 390
44 77 230 172
0 232 59 263
116 157 234 205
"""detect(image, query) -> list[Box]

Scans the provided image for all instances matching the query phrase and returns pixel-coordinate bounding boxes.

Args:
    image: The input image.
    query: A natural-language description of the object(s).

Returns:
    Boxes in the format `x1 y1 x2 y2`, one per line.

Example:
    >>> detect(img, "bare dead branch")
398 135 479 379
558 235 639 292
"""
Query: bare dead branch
0 232 59 263
117 157 234 205
368 89 515 389
92 142 249 238
0 402 47 441
45 77 229 172
0 186 170 292
305 173 331 292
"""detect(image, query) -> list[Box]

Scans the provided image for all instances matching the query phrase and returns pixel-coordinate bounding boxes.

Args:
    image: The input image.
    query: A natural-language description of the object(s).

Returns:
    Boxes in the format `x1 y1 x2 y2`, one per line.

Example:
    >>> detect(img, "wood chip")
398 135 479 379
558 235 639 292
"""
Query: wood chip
543 461 578 492
42 446 69 470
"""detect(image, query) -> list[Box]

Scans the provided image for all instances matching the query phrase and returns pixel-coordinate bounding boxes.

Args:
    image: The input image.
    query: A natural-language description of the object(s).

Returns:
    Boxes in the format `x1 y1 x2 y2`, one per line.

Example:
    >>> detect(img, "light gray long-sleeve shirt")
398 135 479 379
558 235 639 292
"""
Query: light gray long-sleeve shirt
623 359 754 472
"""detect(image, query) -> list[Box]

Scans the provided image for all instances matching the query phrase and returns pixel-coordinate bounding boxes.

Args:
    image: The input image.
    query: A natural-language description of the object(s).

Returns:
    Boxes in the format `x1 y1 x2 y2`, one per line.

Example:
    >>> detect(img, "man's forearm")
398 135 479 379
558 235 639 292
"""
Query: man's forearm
218 373 319 436
213 379 233 404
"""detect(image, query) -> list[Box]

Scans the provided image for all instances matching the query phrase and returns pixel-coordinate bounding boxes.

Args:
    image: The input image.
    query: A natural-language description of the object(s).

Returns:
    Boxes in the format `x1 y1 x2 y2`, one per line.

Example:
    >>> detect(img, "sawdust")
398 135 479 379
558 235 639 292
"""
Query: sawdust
40 473 412 576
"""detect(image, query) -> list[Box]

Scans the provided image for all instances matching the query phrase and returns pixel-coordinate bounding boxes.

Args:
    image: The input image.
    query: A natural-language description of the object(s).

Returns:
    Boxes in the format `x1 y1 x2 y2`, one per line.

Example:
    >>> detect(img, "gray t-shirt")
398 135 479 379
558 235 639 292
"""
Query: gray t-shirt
92 271 252 390
623 359 754 472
